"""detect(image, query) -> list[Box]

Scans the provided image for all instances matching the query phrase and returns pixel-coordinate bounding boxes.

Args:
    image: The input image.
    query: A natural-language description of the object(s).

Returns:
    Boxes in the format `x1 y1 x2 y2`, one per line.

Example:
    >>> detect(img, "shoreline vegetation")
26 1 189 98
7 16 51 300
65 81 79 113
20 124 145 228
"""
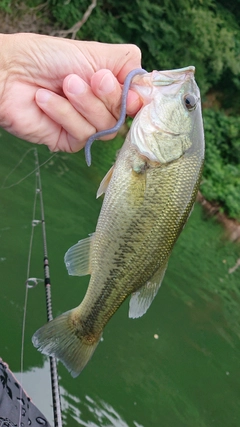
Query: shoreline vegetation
197 192 240 243
1 0 239 240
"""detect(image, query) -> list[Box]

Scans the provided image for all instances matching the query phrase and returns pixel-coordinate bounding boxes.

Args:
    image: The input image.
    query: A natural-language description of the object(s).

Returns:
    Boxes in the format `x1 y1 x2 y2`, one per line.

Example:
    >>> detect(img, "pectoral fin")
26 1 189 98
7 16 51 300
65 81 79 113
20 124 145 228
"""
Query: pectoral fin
129 261 168 319
64 234 95 276
97 165 114 198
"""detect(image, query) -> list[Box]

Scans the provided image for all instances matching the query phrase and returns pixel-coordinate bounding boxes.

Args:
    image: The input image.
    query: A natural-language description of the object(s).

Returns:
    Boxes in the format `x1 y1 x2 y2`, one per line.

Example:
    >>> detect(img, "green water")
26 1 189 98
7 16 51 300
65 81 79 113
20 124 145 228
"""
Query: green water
0 129 240 427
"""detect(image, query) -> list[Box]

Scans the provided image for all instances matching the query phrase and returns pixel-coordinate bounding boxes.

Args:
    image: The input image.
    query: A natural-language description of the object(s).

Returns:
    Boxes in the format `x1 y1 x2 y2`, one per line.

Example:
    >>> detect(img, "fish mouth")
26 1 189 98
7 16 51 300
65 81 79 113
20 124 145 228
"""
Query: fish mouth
152 66 195 87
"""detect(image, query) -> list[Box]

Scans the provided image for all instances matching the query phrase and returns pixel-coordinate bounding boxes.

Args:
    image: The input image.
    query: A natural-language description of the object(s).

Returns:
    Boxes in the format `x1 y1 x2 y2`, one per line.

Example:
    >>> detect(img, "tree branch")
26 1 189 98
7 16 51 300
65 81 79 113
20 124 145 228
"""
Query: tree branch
51 0 97 39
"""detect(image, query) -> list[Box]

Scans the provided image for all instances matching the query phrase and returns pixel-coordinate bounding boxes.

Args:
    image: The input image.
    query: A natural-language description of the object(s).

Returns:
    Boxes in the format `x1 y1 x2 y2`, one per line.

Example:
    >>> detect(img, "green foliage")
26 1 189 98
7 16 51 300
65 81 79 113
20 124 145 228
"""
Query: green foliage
46 0 240 98
2 0 240 220
0 0 11 13
0 0 43 12
202 109 240 219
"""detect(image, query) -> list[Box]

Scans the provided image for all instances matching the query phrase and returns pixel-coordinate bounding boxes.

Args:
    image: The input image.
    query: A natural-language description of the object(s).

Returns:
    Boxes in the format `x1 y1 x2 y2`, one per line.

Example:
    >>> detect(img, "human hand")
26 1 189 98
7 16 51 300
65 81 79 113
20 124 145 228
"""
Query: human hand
0 33 142 152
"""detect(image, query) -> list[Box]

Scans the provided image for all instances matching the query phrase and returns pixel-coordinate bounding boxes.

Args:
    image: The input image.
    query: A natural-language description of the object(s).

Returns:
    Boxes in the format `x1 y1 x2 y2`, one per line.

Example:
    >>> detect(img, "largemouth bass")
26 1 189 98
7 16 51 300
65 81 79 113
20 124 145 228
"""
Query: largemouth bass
32 66 205 377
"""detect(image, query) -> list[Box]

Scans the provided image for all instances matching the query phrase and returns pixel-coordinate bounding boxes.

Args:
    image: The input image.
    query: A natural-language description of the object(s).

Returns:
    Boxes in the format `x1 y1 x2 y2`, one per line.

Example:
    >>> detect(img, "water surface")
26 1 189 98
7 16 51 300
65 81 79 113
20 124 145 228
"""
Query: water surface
0 129 240 426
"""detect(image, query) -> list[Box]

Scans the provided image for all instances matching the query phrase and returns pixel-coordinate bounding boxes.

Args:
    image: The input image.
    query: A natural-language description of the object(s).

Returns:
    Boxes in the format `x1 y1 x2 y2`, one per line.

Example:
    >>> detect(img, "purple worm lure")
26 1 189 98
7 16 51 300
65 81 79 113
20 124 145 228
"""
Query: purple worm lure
84 68 147 166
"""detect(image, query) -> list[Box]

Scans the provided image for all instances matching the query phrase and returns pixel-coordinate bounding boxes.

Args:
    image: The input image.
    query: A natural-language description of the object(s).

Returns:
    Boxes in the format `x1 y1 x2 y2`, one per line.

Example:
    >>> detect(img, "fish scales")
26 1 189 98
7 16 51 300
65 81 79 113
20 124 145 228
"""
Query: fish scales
32 66 205 377
86 147 203 321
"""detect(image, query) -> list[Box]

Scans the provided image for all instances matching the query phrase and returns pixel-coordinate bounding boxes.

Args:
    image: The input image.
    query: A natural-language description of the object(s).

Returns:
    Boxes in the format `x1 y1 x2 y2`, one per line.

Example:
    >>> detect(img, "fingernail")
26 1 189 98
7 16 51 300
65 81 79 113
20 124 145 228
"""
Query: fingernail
67 75 87 95
36 89 51 103
99 72 116 94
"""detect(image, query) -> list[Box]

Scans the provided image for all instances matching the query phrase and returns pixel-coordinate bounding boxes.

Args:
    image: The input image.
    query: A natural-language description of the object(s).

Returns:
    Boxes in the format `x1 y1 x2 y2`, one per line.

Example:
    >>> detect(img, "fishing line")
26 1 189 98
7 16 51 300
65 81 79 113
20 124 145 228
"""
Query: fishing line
34 148 63 427
1 147 35 189
1 150 57 190
19 165 43 425
19 148 62 427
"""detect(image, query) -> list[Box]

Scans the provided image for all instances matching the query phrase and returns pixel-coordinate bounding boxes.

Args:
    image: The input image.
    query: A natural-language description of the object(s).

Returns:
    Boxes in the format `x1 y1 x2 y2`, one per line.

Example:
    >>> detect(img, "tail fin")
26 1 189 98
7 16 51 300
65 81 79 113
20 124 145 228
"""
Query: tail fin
32 309 101 377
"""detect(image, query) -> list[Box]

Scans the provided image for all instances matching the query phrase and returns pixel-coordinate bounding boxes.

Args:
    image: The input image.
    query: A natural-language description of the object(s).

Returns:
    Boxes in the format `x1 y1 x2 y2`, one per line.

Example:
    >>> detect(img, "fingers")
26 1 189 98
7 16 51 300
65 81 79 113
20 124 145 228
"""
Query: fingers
35 69 143 153
63 73 121 131
90 69 122 119
91 69 143 117
77 41 142 83
35 72 122 152
36 88 96 152
63 70 142 129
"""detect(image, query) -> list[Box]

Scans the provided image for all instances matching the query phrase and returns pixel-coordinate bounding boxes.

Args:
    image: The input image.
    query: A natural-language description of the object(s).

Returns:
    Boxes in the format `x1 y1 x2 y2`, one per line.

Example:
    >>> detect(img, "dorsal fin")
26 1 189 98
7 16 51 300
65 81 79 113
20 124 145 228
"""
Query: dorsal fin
64 234 95 276
97 165 114 198
129 261 168 319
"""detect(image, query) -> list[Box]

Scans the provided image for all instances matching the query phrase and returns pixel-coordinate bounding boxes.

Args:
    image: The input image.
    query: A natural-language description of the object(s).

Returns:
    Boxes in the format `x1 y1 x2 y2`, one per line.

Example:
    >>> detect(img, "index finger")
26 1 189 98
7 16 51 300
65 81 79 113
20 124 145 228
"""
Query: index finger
76 42 142 82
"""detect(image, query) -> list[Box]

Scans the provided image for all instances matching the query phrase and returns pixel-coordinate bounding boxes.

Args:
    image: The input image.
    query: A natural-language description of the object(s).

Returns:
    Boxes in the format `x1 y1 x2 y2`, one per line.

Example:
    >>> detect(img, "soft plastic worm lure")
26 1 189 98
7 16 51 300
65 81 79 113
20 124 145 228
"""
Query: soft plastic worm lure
84 68 147 166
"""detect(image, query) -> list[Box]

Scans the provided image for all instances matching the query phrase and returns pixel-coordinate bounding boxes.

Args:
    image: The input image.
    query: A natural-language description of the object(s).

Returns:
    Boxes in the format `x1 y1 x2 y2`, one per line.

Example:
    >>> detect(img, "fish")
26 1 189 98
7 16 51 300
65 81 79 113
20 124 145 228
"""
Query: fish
32 66 205 377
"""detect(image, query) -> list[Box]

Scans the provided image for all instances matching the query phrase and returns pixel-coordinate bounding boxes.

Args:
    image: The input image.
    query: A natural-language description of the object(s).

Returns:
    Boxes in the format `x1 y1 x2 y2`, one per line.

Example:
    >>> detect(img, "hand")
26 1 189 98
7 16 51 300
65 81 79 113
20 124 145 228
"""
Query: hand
0 33 142 152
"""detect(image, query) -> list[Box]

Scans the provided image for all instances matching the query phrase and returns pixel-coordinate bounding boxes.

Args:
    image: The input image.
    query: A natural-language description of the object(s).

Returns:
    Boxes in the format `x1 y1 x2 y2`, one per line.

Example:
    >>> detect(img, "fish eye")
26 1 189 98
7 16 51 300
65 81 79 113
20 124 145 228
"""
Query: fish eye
183 94 197 111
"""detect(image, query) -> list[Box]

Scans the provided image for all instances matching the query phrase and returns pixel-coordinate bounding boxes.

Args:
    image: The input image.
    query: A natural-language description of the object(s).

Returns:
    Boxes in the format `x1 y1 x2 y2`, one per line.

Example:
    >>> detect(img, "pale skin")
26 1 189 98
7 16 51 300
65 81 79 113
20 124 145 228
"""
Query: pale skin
0 32 143 152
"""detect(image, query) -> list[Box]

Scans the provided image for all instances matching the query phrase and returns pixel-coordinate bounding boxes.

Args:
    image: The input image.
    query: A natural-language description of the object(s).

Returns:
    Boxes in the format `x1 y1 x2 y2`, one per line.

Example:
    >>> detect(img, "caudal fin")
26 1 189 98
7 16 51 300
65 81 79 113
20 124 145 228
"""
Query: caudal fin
32 309 101 377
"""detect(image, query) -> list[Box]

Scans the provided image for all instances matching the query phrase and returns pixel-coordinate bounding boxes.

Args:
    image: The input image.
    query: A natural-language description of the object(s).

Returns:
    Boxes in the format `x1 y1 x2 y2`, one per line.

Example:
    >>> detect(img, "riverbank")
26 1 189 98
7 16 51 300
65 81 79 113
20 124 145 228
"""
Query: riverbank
197 192 240 242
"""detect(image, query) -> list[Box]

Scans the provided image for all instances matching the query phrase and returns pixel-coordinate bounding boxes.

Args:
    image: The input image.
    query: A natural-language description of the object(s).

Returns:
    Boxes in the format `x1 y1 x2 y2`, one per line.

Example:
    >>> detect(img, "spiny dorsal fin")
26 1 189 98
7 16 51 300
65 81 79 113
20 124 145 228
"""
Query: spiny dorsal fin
97 165 114 198
129 261 168 319
64 234 95 276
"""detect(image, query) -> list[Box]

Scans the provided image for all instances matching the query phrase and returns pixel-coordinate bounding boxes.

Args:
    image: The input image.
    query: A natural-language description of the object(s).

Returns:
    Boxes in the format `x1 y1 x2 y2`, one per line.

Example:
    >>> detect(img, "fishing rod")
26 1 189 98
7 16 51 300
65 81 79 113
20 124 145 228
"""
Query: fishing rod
34 148 63 427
